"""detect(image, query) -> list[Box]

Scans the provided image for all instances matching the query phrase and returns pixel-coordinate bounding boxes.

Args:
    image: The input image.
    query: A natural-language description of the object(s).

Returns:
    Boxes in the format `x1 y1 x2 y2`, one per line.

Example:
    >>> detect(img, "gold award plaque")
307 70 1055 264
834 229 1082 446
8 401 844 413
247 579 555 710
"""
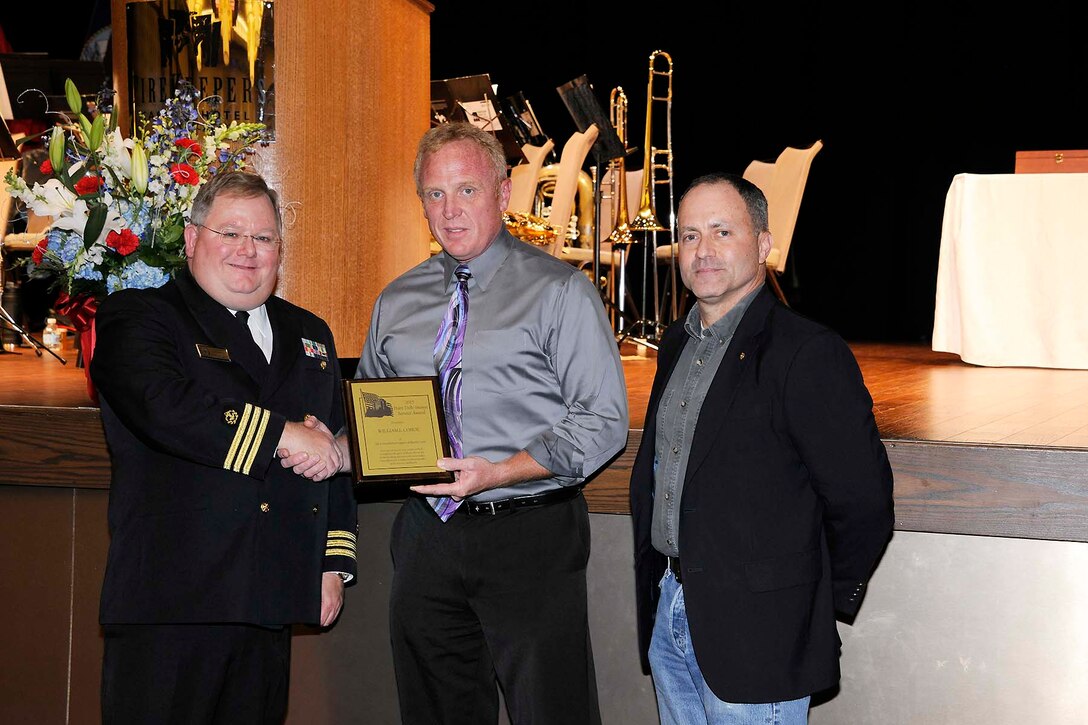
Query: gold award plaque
342 377 455 484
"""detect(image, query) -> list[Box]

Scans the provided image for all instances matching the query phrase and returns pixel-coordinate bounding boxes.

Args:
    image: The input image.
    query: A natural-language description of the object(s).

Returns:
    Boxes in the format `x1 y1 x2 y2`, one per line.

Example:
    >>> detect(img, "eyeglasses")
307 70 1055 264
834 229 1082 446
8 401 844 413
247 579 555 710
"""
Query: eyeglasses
197 224 281 248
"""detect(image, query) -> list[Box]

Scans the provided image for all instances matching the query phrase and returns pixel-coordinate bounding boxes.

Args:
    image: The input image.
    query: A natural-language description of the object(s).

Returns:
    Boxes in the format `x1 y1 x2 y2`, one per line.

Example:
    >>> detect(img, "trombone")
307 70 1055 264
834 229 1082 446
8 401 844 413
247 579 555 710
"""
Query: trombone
622 49 677 343
603 86 638 335
606 86 634 248
629 50 673 234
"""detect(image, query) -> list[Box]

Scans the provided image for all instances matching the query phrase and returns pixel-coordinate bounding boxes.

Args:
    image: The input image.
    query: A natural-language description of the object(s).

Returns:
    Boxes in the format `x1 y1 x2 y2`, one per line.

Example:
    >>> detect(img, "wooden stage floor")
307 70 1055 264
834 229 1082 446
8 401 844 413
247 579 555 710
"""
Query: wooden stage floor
2 340 1087 542
8 338 1086 448
619 341 1088 448
606 340 1088 543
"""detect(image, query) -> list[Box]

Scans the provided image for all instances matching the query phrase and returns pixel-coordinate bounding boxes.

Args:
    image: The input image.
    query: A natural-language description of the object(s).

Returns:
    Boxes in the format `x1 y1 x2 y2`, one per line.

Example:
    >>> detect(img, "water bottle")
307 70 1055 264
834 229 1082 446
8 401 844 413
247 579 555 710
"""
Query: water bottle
43 317 61 350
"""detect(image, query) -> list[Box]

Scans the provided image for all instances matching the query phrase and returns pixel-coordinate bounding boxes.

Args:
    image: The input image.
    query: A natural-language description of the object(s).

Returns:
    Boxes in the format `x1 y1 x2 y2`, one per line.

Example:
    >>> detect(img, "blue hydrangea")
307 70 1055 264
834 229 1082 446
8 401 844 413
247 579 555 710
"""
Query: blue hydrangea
106 273 123 295
114 260 170 291
118 200 152 238
45 227 65 253
56 232 84 265
74 262 103 281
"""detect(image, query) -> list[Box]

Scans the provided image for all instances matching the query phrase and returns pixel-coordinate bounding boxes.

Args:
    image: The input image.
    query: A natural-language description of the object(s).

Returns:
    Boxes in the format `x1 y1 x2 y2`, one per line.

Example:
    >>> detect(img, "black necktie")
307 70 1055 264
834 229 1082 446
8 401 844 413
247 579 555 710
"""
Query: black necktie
234 310 268 366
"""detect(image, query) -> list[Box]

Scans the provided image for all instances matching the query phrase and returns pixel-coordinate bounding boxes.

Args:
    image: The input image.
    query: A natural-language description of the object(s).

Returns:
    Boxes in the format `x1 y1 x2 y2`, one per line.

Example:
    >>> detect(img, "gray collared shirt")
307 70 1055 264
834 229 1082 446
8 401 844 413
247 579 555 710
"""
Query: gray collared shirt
358 229 629 502
651 285 762 557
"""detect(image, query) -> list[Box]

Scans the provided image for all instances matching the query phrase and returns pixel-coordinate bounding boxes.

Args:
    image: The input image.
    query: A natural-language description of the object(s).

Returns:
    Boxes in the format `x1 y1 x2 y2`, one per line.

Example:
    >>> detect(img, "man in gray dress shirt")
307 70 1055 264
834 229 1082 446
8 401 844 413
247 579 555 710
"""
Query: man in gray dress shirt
629 173 893 724
356 122 629 724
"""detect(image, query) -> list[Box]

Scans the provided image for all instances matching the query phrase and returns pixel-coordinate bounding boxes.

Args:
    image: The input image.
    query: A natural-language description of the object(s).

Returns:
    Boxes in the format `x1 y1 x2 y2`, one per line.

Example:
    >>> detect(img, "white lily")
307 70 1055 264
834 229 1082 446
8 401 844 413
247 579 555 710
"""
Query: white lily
51 198 124 247
130 140 149 194
25 179 77 218
102 129 132 179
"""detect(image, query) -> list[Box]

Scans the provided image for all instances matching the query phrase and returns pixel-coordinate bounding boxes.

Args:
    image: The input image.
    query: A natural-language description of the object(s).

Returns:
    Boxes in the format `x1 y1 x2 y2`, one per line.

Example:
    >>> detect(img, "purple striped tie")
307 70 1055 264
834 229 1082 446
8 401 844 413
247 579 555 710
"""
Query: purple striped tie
430 264 471 521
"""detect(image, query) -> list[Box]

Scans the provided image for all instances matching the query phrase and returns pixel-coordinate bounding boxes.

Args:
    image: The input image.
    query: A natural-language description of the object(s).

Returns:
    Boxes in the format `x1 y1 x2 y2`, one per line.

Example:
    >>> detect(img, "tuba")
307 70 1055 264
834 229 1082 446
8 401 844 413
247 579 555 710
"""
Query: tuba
606 86 634 247
628 50 673 233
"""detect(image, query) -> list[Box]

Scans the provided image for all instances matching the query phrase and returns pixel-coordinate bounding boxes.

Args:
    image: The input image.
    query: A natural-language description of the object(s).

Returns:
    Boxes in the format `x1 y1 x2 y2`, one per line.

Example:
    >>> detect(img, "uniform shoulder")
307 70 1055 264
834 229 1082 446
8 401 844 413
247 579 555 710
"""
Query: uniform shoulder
95 281 178 317
267 294 334 331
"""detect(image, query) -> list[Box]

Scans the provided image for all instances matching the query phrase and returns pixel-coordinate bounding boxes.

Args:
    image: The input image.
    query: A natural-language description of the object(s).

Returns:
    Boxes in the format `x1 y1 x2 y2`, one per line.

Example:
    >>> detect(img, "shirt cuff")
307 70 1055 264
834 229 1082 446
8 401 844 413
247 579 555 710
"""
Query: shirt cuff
525 432 586 480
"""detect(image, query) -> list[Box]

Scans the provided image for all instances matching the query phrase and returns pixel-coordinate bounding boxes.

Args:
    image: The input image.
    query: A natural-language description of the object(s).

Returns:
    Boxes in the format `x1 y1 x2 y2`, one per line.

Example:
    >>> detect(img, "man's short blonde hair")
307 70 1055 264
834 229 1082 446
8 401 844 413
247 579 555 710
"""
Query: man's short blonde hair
413 123 507 197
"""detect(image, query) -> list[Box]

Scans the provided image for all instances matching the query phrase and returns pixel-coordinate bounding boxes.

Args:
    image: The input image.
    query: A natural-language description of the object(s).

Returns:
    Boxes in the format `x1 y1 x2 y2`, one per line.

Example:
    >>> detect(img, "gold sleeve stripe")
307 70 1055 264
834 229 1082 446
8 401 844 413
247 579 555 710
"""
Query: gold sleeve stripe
241 407 270 475
327 538 356 552
327 530 357 542
233 407 263 473
326 547 357 559
224 404 270 475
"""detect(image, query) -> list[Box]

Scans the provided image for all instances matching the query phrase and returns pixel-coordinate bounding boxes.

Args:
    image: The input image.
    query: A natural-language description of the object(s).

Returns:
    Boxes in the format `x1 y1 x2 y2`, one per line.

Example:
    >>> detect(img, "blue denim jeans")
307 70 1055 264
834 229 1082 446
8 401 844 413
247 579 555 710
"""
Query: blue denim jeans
648 569 811 725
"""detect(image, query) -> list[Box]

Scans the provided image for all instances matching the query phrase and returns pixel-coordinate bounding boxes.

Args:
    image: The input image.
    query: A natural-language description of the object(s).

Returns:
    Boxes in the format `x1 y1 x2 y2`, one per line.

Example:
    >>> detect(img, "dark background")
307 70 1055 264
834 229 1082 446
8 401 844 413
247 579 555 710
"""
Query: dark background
430 1 1088 342
5 1 1087 342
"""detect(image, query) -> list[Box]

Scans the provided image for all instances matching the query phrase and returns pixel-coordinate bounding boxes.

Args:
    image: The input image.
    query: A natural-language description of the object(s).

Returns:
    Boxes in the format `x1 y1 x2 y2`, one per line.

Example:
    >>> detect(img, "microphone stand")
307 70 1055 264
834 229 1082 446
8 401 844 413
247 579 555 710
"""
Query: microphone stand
0 304 67 364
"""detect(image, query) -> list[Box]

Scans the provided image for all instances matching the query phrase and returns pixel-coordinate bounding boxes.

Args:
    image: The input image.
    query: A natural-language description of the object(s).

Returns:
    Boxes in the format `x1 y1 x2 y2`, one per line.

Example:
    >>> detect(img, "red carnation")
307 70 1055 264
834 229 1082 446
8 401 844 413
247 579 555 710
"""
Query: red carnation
169 162 199 185
40 159 53 175
106 228 140 256
175 137 203 157
73 174 102 196
32 237 48 264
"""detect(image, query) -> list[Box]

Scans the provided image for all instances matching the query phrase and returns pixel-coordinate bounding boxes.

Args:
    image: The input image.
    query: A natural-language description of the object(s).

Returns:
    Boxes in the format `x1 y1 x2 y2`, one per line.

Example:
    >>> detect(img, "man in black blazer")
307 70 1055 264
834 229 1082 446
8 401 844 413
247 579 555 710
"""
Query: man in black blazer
92 172 358 724
629 173 894 723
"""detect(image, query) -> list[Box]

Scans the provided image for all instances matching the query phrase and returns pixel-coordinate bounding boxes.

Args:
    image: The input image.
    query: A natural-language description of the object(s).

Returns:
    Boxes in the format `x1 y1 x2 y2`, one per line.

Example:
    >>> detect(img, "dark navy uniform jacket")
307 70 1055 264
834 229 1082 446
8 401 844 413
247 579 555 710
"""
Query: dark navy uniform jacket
92 267 357 626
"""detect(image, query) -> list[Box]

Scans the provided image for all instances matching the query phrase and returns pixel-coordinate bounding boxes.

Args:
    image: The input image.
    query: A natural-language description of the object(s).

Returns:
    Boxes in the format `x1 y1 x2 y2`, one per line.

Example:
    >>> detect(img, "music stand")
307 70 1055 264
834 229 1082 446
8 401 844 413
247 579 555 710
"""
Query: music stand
431 74 523 164
498 91 548 147
557 75 643 342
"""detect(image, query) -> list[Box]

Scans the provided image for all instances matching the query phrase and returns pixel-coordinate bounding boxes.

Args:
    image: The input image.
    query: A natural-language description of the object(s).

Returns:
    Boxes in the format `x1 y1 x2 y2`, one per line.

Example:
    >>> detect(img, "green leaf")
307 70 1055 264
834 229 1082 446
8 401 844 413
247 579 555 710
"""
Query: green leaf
160 222 184 246
83 204 108 248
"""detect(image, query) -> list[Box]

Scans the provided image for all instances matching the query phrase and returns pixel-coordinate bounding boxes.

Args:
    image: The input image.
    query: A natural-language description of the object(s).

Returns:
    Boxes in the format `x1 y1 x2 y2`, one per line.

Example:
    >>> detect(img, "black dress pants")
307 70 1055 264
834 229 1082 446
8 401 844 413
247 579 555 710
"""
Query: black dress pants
101 622 291 725
389 494 601 725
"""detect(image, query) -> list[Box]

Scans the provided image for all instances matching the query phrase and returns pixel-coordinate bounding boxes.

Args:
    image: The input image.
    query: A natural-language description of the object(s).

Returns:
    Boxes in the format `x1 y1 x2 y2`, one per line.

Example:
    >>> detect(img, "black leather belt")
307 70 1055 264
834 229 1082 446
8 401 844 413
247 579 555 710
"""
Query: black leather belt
668 556 683 584
461 486 580 516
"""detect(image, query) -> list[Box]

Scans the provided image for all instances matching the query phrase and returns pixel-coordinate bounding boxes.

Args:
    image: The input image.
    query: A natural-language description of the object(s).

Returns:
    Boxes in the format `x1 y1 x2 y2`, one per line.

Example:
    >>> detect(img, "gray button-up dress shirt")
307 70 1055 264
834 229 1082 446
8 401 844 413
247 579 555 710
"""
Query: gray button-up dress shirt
651 285 761 557
357 229 629 502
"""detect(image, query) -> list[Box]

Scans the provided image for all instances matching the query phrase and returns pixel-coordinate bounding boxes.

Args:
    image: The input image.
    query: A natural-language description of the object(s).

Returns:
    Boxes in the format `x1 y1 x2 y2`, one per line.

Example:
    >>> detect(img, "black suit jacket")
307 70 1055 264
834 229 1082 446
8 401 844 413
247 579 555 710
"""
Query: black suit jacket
92 268 357 626
630 285 894 703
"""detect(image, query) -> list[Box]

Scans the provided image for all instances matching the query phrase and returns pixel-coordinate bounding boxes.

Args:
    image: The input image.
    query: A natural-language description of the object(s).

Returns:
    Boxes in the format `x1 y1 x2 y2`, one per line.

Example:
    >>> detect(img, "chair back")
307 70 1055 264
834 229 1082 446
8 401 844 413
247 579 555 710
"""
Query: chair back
544 125 598 256
741 159 776 196
759 140 822 273
507 139 555 214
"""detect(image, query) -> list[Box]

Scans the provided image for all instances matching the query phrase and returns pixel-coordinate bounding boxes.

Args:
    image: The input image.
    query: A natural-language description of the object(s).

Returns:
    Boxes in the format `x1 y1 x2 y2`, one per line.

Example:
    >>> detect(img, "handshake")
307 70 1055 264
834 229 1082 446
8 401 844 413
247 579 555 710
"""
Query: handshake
276 415 351 481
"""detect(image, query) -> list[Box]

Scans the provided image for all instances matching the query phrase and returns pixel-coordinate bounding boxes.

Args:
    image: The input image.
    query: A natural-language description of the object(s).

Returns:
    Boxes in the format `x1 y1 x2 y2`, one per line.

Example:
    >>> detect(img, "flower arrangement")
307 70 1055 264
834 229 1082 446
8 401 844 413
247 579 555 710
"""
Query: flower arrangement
4 79 267 315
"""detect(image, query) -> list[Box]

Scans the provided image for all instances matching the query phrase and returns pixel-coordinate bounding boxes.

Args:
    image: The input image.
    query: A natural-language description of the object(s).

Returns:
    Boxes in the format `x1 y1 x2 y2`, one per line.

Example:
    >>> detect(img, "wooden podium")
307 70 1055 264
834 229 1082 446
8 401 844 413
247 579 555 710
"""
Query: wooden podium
110 0 434 356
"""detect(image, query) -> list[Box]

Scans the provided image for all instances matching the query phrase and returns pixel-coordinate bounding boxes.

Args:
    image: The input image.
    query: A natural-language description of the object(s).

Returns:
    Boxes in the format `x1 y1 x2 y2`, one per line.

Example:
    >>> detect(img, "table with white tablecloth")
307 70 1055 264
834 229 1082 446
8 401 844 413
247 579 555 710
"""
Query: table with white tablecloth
932 172 1088 369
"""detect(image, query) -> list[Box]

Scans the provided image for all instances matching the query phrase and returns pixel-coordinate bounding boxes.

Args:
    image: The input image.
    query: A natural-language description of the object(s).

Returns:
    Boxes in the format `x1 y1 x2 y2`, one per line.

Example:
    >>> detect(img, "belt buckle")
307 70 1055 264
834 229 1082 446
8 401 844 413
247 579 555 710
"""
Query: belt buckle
484 500 499 515
669 556 682 583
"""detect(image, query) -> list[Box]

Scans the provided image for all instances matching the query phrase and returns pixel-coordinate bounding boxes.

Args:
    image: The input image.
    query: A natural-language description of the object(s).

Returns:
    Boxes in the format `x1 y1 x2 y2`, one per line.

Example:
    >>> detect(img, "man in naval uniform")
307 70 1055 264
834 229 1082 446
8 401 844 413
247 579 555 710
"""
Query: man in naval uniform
92 171 358 724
